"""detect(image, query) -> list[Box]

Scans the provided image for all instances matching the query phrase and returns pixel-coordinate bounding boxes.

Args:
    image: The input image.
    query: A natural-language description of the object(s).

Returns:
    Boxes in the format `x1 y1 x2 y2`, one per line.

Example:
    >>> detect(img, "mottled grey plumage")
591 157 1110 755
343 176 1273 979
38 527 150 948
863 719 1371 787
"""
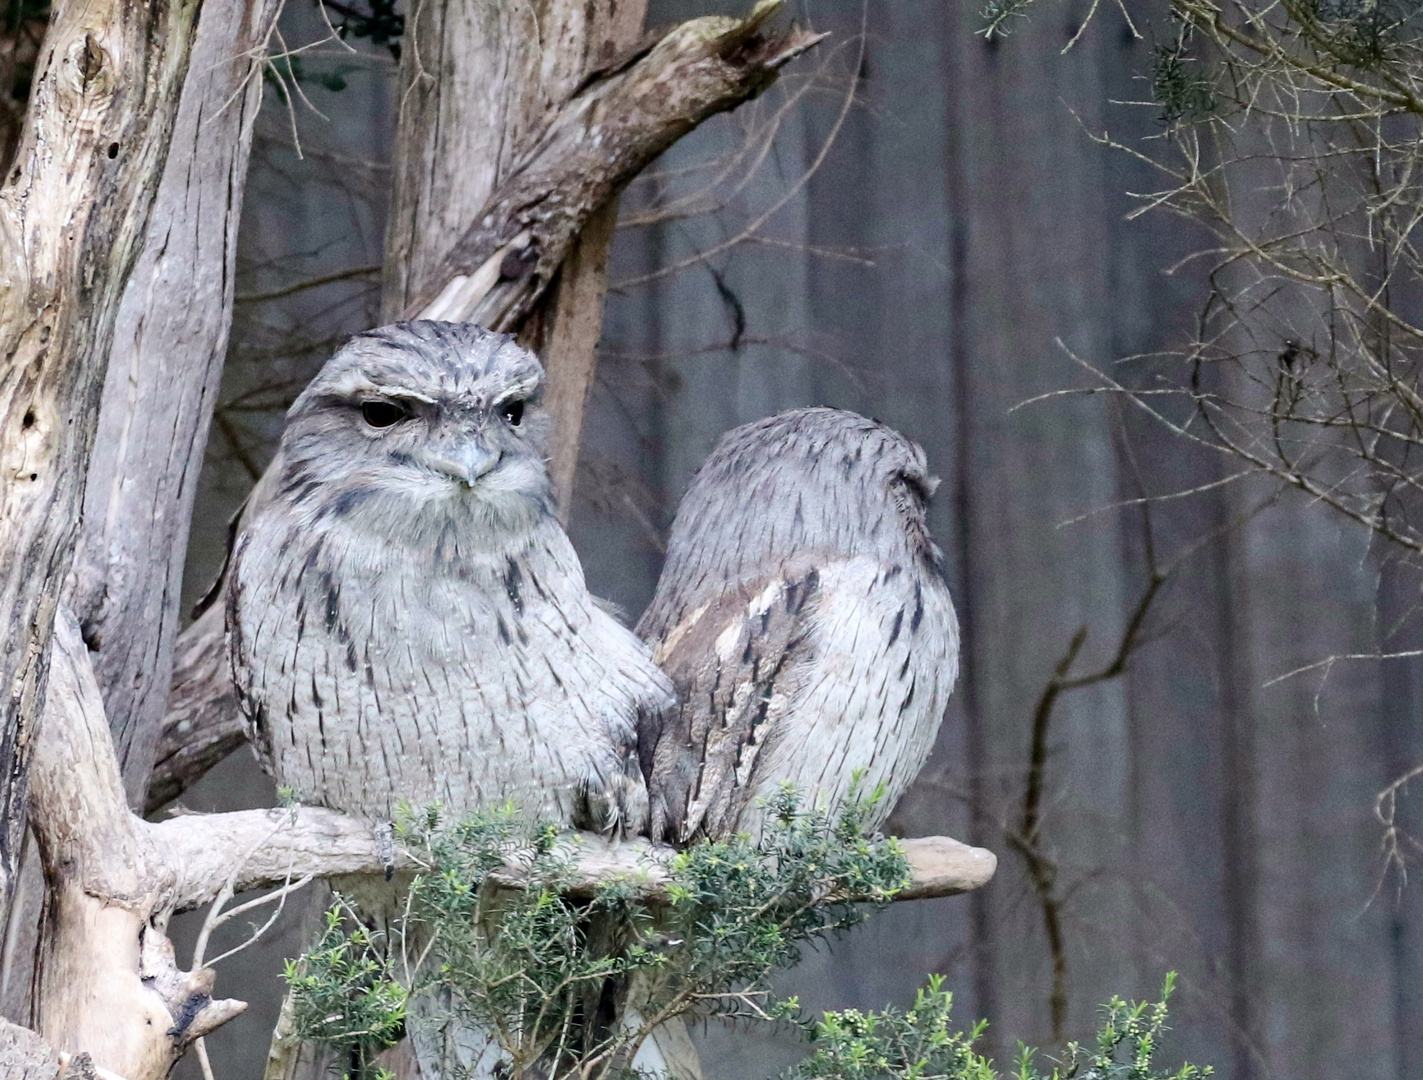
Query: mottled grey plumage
637 408 959 843
227 321 673 835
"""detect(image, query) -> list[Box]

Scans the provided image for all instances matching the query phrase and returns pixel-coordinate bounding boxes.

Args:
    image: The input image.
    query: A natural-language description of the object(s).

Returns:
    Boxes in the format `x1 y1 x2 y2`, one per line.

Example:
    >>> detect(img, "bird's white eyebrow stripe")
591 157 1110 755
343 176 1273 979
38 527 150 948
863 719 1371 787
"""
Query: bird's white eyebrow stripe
363 384 438 404
491 376 540 405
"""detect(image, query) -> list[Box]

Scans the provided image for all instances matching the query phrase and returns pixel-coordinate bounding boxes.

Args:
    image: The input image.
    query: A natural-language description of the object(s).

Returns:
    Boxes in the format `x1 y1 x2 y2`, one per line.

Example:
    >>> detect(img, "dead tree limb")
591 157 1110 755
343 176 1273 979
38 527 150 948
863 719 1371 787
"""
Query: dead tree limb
30 611 243 1080
409 1 824 336
154 813 996 913
0 0 202 913
386 0 820 512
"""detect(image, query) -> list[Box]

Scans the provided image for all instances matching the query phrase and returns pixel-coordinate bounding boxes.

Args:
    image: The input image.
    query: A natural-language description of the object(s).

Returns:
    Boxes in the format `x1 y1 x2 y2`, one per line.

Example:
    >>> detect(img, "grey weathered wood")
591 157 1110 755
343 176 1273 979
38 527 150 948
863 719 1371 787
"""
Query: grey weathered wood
385 0 649 512
391 0 820 508
404 4 825 334
0 1016 94 1080
157 816 995 913
30 611 245 1080
382 0 650 322
0 0 202 919
542 198 624 517
68 0 283 811
146 604 244 815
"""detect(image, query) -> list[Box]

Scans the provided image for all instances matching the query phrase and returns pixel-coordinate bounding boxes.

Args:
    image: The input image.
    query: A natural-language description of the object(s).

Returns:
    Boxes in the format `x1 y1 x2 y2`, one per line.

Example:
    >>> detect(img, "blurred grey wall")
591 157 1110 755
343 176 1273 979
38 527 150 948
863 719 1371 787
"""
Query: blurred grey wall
170 1 1423 1077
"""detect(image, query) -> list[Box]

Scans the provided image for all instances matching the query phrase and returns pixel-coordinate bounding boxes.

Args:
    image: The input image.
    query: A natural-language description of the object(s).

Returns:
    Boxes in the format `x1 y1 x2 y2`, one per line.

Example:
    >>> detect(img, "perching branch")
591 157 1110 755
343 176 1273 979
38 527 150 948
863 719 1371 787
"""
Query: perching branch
157 818 996 913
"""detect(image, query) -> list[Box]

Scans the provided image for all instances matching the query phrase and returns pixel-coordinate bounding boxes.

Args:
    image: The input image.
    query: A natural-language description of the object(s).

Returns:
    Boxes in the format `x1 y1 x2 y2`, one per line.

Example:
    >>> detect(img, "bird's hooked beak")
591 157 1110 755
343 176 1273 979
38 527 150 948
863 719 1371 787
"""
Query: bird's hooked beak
422 443 501 487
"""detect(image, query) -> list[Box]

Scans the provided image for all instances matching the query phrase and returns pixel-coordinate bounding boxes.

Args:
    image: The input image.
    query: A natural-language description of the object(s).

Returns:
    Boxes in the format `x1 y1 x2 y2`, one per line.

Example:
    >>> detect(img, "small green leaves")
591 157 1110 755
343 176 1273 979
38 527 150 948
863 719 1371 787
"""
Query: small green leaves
789 974 1207 1080
789 975 995 1080
283 903 407 1076
1151 38 1216 125
289 792 911 1077
286 798 1207 1080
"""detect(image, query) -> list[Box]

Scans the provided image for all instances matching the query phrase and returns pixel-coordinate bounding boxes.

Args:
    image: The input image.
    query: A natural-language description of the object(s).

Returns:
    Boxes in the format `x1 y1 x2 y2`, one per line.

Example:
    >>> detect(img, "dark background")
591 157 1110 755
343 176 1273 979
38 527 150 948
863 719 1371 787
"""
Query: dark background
167 1 1422 1077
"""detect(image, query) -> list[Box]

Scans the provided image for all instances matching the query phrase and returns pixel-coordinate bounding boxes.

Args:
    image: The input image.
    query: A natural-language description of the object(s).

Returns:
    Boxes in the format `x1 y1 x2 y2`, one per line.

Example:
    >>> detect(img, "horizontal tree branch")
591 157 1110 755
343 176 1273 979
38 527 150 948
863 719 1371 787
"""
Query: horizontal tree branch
155 808 997 914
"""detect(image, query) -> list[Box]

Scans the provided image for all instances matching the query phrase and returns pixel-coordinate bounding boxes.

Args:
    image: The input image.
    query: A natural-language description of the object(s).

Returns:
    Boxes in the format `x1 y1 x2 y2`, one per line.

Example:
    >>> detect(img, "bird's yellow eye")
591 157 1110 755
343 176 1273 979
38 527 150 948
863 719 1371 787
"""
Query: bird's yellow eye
361 401 406 428
501 399 524 427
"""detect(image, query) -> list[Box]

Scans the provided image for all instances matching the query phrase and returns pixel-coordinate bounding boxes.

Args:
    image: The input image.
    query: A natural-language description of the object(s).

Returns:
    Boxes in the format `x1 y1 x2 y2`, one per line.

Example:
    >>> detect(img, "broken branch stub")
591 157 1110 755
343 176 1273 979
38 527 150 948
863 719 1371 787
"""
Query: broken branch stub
410 0 827 329
30 611 244 1080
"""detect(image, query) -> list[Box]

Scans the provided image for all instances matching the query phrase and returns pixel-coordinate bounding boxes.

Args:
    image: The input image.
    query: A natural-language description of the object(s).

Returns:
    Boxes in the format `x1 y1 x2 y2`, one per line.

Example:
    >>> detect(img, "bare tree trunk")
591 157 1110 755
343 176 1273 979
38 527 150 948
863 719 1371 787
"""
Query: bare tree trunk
68 0 282 809
0 0 280 1025
0 0 202 917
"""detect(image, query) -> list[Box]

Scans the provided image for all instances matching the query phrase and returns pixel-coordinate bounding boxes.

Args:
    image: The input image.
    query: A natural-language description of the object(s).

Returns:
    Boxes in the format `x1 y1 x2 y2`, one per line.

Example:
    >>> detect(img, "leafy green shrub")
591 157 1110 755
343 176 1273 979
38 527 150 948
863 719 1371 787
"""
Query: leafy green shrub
286 791 1207 1080
789 973 1209 1080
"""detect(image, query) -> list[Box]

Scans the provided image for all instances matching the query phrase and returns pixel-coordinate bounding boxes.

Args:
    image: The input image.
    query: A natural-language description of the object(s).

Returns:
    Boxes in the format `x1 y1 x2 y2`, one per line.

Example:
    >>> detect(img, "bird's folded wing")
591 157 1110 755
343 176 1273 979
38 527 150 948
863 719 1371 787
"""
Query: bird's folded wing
644 559 828 843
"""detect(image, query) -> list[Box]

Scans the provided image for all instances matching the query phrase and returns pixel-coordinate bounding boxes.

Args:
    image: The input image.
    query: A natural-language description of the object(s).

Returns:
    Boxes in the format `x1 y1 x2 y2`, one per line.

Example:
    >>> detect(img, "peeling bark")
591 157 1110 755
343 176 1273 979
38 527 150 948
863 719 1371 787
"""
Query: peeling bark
0 0 202 915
